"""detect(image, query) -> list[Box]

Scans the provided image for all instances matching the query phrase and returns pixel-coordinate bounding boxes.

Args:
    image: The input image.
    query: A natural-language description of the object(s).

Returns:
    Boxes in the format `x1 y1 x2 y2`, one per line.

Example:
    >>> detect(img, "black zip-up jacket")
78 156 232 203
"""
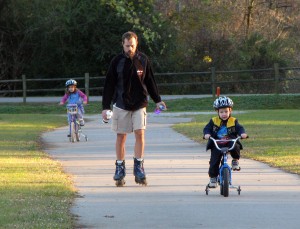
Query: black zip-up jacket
203 116 246 150
102 51 161 111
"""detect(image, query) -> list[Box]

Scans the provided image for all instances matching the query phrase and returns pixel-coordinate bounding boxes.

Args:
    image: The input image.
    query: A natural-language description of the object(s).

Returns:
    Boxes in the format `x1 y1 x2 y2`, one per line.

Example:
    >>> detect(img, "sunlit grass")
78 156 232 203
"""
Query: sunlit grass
0 114 75 229
0 96 299 227
0 94 299 114
173 110 300 175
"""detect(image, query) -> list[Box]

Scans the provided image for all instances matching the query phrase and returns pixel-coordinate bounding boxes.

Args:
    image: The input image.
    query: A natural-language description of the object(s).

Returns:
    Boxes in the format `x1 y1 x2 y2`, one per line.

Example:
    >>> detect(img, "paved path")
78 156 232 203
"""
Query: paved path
43 113 300 229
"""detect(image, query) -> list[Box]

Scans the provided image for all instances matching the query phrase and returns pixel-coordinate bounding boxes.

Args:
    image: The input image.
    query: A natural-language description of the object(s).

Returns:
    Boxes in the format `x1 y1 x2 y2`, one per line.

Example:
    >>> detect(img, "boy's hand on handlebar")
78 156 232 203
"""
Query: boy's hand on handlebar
240 133 248 139
204 134 211 140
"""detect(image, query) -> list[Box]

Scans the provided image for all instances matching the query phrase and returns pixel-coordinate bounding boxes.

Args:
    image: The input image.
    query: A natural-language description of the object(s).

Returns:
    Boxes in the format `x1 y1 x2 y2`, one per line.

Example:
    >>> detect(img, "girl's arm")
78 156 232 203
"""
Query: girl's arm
78 90 88 103
60 94 69 104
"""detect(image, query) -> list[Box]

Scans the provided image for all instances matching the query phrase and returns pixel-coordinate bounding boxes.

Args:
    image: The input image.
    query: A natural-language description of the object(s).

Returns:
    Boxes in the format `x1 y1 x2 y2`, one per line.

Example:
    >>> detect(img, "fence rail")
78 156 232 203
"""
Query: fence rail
1 63 300 103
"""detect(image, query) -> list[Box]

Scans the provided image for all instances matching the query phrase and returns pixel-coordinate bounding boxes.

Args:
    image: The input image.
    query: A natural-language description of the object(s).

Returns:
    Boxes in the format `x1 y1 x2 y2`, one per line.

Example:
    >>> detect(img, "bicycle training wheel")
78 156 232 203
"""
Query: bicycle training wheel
76 128 80 142
222 168 230 197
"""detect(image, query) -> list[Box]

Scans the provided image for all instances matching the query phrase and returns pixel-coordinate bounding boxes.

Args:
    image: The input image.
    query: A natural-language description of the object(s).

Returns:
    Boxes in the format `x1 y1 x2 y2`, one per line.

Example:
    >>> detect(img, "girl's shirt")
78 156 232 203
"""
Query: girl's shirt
61 90 87 105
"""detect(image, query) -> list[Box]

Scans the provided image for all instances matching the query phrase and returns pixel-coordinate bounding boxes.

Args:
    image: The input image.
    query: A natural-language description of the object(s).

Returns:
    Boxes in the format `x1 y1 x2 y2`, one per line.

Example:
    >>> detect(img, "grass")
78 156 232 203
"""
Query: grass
0 94 299 115
0 114 76 229
173 109 300 175
0 94 299 227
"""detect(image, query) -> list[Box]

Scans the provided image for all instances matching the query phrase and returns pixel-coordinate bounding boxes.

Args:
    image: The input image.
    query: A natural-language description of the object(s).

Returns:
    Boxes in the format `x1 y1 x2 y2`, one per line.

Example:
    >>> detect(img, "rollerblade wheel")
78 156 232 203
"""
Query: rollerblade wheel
135 177 147 186
237 186 241 195
115 179 125 187
205 185 209 195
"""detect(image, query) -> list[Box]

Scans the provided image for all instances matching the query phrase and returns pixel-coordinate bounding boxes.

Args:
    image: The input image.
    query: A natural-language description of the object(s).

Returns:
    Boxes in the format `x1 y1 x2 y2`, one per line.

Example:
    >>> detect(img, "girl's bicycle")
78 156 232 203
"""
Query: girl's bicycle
205 136 243 197
66 104 88 143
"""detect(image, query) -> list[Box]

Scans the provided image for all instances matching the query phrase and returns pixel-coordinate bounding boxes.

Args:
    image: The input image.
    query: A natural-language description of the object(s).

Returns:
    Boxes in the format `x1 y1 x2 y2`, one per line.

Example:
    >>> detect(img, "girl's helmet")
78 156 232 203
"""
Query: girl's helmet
213 96 234 109
65 79 77 87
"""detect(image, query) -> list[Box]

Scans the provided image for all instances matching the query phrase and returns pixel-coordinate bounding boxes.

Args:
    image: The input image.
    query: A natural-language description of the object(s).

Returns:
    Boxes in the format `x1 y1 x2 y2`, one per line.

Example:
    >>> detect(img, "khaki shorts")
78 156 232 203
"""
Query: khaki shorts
112 106 147 133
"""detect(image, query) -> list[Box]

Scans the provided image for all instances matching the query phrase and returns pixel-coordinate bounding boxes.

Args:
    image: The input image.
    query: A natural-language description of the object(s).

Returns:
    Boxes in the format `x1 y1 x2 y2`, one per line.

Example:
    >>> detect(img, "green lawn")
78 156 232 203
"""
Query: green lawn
0 114 75 229
173 109 300 175
0 94 299 228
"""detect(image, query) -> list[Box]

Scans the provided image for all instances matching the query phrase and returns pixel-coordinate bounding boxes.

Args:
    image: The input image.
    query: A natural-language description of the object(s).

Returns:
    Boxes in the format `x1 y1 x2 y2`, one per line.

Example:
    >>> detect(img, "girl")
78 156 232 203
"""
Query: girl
60 79 87 126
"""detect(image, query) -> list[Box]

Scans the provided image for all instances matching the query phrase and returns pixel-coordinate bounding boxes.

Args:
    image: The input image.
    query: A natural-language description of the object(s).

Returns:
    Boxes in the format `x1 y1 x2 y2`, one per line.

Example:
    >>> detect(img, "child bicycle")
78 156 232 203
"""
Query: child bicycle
66 104 88 143
205 136 243 197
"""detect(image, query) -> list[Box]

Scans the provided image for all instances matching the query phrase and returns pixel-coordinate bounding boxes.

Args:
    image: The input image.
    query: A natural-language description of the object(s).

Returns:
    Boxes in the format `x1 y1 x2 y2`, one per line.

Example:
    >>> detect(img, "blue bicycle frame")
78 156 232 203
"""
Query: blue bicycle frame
219 151 232 186
205 137 242 196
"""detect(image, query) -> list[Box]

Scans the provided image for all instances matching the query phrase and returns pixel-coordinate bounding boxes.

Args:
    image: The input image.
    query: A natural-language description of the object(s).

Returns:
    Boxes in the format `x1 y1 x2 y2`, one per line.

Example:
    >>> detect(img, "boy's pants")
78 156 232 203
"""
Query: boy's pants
208 143 240 178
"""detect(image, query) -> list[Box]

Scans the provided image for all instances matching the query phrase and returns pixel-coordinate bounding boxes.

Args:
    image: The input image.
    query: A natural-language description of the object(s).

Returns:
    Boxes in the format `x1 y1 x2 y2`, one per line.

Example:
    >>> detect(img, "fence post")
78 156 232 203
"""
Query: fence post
22 74 26 103
211 67 216 98
85 73 89 102
274 63 279 94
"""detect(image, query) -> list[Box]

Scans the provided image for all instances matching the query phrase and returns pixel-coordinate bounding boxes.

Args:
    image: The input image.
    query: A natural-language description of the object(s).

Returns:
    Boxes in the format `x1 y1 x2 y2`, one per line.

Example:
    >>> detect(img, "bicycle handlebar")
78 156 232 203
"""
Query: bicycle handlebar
209 136 241 151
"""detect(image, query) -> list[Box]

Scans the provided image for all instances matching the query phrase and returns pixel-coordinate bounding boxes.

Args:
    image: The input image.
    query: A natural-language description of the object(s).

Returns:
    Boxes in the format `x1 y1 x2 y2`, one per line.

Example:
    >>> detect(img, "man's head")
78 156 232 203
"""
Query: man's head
122 31 138 59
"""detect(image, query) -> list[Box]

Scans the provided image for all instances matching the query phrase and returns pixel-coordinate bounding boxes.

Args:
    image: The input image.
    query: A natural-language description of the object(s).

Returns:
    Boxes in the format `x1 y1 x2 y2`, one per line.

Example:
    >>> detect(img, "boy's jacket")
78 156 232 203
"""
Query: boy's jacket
203 116 246 150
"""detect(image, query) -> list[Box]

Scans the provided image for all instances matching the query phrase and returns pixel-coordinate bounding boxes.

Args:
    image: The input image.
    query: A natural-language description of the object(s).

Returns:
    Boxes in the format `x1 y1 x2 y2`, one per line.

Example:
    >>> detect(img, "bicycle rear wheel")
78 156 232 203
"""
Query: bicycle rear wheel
222 168 230 197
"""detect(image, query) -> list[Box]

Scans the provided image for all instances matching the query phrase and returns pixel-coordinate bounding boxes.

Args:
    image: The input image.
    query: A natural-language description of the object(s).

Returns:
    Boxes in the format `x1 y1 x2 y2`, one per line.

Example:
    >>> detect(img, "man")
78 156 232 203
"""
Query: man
102 31 166 186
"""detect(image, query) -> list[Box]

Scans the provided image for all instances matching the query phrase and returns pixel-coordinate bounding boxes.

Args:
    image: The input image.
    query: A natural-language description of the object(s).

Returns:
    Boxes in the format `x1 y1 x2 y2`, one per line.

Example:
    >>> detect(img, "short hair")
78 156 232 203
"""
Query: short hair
122 31 138 44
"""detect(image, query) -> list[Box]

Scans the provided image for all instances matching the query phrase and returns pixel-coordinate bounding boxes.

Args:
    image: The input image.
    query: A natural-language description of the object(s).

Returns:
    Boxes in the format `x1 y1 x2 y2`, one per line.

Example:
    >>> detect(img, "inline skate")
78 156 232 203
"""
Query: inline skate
114 160 126 187
133 158 147 186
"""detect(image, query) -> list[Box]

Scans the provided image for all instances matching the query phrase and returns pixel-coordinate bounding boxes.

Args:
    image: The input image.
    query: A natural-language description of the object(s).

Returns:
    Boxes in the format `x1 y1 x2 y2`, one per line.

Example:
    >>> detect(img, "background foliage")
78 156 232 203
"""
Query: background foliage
1 0 300 90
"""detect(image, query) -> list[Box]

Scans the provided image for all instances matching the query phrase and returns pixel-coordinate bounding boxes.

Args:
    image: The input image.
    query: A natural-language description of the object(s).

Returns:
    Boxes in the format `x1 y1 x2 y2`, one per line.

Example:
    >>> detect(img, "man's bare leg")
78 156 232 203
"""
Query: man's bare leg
134 129 145 158
116 133 127 160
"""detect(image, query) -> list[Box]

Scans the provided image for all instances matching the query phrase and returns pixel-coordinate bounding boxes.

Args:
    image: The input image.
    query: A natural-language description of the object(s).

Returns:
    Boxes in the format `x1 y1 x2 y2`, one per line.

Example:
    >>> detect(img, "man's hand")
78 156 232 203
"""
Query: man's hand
156 101 167 110
102 109 109 120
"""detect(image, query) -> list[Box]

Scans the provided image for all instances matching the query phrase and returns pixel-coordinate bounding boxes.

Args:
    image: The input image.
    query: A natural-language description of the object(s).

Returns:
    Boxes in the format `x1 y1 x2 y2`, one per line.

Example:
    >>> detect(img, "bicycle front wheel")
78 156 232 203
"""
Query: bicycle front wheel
222 168 230 197
70 122 76 143
76 124 80 142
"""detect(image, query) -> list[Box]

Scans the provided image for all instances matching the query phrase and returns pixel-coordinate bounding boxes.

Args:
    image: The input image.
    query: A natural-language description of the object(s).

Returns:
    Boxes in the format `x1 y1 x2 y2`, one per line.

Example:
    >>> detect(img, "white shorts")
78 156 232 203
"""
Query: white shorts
112 106 147 133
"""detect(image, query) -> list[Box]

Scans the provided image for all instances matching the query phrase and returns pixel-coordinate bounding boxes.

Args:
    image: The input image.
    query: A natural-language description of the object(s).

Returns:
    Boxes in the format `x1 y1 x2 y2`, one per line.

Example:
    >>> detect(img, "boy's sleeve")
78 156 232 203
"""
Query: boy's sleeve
235 119 246 135
203 119 214 135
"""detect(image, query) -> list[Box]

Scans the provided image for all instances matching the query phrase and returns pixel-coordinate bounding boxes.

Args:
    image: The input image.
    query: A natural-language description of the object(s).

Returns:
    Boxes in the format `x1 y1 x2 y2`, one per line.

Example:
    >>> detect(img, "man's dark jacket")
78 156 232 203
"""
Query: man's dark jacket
102 51 161 111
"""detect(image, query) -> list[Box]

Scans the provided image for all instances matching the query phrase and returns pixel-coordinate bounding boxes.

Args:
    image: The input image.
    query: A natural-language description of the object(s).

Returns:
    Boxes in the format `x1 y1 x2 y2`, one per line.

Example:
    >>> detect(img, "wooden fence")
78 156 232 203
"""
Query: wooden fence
0 63 300 103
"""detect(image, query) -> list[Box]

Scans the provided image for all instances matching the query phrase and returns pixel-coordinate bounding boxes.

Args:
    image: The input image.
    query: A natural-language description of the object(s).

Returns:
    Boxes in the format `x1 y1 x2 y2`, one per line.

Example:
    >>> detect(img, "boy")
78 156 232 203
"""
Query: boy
203 96 247 188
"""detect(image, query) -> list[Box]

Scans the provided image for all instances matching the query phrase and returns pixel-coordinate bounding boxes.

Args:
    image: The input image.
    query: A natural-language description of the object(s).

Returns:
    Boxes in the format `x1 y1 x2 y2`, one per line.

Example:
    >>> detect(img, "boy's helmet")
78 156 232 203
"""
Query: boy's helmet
65 79 77 87
213 96 233 109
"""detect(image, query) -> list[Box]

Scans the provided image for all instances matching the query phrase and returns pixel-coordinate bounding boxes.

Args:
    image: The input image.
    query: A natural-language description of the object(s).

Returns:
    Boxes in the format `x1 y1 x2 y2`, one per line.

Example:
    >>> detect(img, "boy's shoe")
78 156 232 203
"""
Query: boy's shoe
208 177 217 188
79 119 85 126
67 134 71 137
232 159 241 171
